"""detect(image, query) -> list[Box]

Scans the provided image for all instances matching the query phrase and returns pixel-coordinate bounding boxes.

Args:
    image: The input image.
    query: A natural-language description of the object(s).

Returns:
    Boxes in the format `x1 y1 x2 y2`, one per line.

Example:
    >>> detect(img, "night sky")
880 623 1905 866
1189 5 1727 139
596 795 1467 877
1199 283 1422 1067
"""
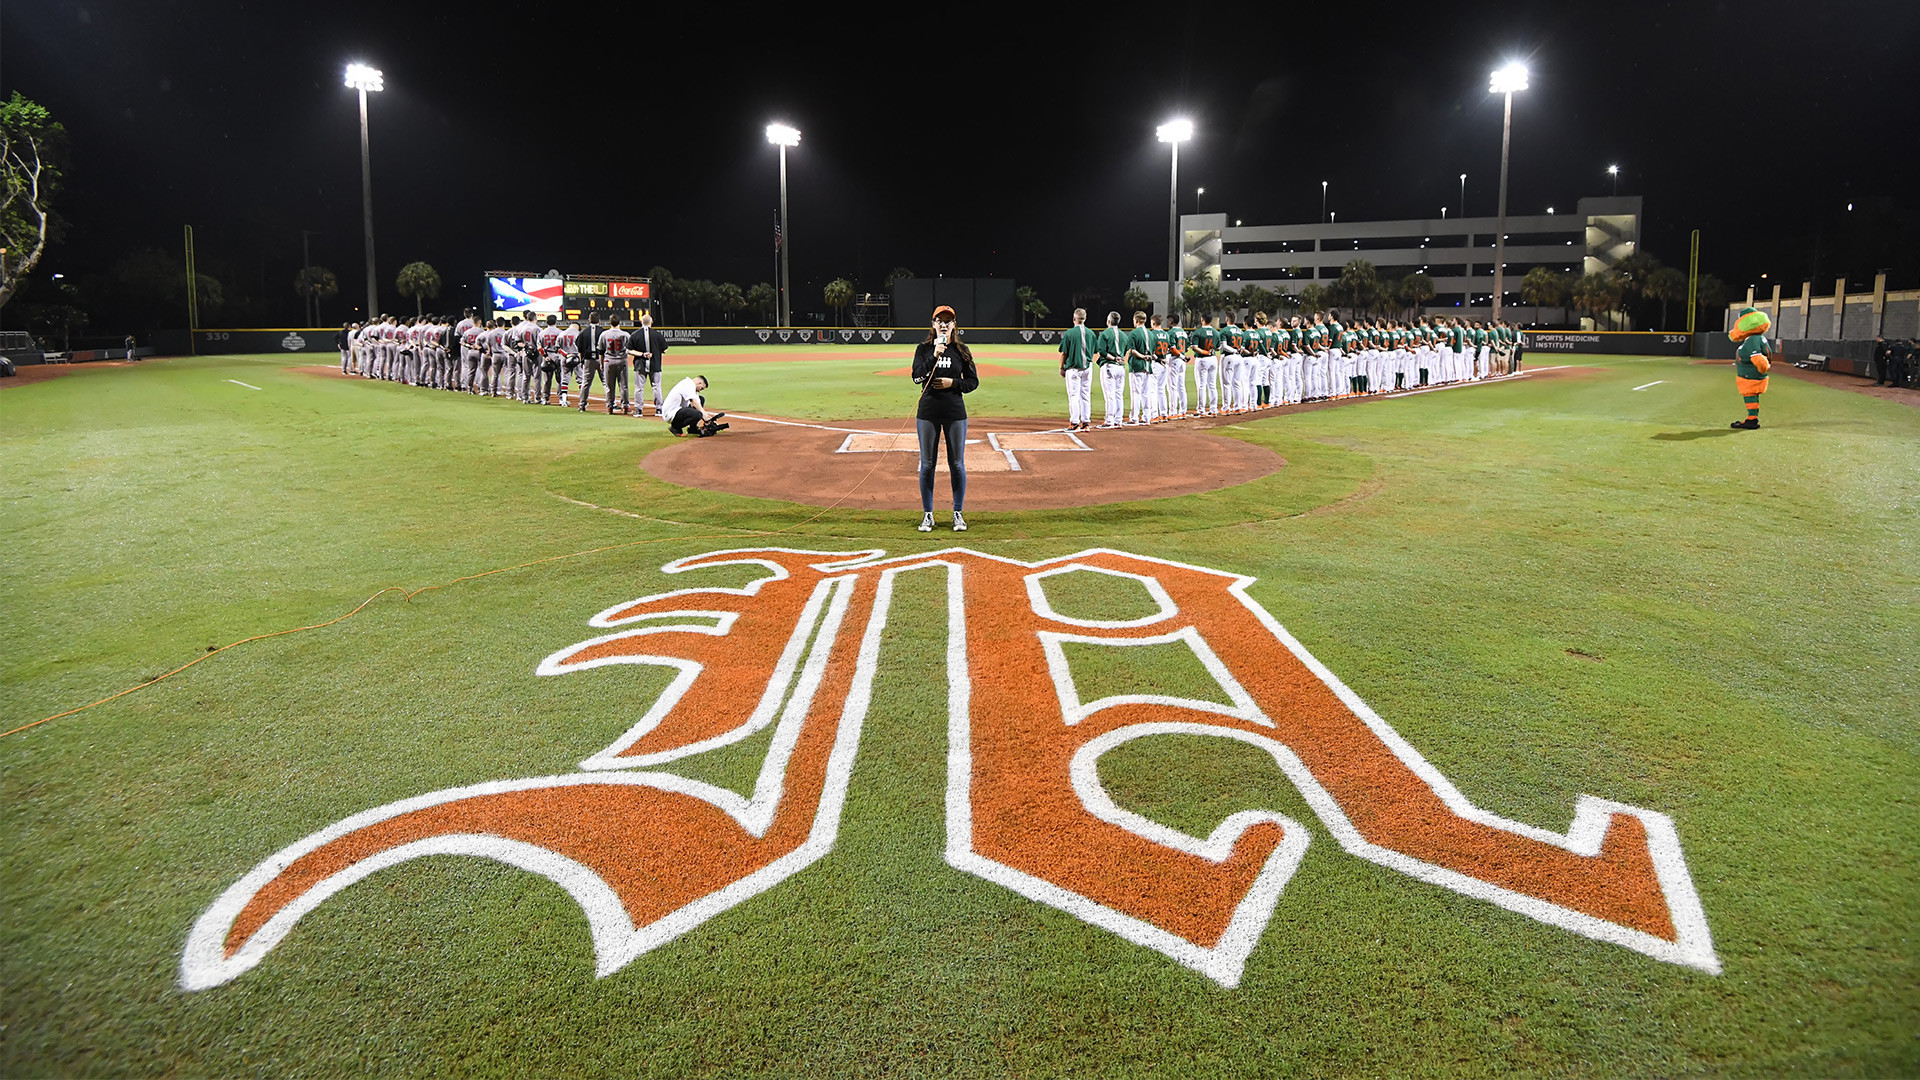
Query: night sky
6 0 1917 327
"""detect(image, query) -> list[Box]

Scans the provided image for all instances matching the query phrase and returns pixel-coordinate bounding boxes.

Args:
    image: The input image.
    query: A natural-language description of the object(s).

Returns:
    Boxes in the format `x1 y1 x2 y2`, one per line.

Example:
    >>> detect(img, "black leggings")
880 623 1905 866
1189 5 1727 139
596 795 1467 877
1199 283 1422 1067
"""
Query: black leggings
917 418 966 512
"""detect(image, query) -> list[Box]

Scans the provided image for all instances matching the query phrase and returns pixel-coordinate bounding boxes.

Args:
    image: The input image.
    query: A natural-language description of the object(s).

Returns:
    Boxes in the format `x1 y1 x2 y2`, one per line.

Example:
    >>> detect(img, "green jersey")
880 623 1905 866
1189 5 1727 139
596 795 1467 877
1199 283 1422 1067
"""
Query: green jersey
1734 334 1771 380
1170 327 1190 355
1150 328 1172 359
1126 327 1153 373
1223 324 1246 354
1193 326 1219 355
1057 324 1096 370
1096 326 1130 364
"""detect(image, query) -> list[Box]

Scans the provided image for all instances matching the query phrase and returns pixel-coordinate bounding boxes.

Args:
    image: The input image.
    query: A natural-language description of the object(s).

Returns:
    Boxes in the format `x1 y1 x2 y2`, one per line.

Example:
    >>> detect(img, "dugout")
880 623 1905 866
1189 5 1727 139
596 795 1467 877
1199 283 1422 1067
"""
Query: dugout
890 278 1017 327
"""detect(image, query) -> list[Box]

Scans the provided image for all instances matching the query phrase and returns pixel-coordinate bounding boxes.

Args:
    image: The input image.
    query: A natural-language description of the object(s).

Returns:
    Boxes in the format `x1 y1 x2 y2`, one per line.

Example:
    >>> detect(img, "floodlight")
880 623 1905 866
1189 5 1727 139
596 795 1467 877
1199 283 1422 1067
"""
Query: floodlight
1489 62 1529 95
1607 164 1619 176
1156 118 1193 143
765 123 801 147
344 63 383 92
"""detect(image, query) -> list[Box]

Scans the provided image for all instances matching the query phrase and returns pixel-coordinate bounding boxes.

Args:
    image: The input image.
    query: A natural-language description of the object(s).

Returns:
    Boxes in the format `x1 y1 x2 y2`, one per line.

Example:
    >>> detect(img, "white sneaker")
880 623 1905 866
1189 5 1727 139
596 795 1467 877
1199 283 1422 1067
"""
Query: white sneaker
917 513 934 533
952 512 967 532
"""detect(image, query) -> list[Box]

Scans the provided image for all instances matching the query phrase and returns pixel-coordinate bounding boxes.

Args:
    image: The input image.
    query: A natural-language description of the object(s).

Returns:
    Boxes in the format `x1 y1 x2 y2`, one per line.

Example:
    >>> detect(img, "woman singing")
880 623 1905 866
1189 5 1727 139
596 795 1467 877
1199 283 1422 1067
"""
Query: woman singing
909 305 979 532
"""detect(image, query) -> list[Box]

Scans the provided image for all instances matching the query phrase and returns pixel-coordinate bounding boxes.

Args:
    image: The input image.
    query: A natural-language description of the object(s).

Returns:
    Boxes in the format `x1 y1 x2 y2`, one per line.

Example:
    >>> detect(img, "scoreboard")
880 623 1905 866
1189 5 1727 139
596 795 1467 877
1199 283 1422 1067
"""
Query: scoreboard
483 271 655 323
560 276 656 324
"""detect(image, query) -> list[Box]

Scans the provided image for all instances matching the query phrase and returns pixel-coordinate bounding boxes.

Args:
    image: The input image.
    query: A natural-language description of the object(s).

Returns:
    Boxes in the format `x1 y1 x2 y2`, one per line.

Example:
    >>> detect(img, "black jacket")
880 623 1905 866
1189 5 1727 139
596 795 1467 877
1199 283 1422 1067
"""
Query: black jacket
910 339 978 423
630 325 669 374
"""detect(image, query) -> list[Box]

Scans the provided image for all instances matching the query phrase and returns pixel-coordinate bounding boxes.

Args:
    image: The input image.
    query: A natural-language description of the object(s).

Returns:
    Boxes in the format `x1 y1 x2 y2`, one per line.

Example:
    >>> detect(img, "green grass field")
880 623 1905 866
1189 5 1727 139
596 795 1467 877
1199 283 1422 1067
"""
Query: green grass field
2 346 1916 1077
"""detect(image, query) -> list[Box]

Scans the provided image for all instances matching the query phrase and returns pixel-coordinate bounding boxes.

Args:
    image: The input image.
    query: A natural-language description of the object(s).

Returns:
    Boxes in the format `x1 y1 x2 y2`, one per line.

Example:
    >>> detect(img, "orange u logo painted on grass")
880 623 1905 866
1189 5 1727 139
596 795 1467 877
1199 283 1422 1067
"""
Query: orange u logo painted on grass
180 548 1719 992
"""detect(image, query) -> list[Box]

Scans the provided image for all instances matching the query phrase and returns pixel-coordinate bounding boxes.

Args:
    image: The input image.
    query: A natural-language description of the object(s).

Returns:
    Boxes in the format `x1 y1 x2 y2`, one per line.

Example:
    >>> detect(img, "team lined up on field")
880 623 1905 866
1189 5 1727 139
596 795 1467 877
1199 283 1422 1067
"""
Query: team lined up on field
339 310 675 415
1055 307 1521 430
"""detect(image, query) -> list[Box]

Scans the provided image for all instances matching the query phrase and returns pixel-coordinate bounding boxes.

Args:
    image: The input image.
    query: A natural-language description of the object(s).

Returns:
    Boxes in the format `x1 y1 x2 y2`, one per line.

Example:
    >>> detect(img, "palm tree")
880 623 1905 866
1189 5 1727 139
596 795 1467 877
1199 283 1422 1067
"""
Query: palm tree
1239 285 1278 320
883 267 915 289
1181 279 1226 322
714 282 745 325
1015 285 1037 328
1571 271 1624 327
1693 274 1731 331
695 280 725 324
1334 259 1381 312
1519 266 1570 310
1644 266 1687 330
1398 273 1436 319
294 265 338 325
1024 295 1051 326
1296 283 1328 314
647 265 674 321
395 261 442 318
1121 286 1152 318
823 278 854 326
745 282 776 324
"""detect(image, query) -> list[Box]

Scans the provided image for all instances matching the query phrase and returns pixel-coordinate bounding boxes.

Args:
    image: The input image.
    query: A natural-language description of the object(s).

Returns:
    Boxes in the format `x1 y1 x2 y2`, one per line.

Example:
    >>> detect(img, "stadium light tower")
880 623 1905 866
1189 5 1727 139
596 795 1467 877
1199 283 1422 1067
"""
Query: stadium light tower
1607 163 1620 196
1157 118 1192 316
766 123 801 328
345 62 383 321
1488 61 1529 320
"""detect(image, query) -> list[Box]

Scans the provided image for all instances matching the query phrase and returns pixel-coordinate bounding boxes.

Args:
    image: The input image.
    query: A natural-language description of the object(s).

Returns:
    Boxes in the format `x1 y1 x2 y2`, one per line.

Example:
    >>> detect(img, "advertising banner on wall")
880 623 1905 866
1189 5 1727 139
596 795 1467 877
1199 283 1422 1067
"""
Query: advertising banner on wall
193 329 342 354
1518 331 1692 355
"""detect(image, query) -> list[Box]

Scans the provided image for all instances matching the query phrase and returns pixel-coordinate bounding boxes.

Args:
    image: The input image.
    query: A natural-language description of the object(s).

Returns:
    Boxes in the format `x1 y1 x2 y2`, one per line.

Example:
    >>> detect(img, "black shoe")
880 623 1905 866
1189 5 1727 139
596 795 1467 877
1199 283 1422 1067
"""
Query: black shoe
1730 417 1759 429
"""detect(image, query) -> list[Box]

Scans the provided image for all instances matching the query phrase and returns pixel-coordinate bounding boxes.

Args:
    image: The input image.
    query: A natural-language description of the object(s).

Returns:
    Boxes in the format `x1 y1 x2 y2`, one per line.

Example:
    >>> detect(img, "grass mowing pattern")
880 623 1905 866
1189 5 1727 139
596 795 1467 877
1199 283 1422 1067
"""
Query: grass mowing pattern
1 348 1915 1076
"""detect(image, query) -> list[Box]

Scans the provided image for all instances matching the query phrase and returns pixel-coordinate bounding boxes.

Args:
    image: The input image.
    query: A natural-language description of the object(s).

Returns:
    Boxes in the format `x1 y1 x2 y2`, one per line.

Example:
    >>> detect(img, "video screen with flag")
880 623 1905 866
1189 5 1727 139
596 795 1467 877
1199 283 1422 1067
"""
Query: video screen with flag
488 277 563 314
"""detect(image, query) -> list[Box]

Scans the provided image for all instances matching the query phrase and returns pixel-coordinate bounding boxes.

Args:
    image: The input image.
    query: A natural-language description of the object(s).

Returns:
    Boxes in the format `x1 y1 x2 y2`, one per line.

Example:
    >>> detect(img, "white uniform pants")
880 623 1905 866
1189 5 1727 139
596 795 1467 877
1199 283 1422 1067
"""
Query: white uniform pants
1193 356 1219 412
1063 367 1091 425
1098 364 1127 425
1165 357 1188 415
1129 370 1151 423
1240 355 1260 407
1221 354 1241 409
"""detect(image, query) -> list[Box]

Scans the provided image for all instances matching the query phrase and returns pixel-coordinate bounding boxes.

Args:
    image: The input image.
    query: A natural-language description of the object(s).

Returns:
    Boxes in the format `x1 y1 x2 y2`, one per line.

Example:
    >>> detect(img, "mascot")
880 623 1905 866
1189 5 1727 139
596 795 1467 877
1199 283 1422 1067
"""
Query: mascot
1726 307 1772 429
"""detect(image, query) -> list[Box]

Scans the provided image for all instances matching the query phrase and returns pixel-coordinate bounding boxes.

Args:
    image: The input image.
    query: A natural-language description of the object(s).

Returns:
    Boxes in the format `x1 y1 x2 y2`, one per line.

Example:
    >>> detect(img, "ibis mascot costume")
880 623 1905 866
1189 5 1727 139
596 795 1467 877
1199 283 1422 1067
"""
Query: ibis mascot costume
1727 307 1772 429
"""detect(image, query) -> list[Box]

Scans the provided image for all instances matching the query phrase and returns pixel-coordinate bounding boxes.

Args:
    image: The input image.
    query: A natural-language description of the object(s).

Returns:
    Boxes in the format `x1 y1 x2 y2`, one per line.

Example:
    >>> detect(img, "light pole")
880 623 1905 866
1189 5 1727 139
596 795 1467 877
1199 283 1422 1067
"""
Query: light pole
345 63 382 322
1607 163 1620 197
1489 61 1528 321
1459 173 1467 221
1195 187 1204 214
1320 180 1328 223
766 123 800 327
1157 118 1192 318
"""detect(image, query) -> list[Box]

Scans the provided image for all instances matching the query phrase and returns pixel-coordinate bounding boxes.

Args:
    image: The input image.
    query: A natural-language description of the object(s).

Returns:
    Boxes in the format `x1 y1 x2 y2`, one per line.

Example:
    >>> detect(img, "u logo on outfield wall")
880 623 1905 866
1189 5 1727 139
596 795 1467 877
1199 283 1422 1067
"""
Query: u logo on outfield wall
180 548 1719 991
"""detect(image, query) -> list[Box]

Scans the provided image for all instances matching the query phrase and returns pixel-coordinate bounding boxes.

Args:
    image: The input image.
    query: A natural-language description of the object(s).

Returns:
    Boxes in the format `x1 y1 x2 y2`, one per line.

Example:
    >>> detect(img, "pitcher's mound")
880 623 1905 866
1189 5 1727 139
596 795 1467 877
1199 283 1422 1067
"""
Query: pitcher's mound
640 417 1284 510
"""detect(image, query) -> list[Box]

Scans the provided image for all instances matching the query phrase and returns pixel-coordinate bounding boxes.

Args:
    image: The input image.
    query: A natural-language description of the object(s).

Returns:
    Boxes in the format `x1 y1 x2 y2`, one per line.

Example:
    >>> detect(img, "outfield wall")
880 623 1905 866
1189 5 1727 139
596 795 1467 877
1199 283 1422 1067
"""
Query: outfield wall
188 326 1075 352
1516 331 1691 355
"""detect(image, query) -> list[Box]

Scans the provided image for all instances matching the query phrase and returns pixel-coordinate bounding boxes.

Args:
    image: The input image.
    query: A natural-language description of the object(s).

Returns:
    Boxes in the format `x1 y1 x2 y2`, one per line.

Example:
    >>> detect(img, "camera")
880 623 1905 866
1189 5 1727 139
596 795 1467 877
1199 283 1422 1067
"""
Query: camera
697 413 728 438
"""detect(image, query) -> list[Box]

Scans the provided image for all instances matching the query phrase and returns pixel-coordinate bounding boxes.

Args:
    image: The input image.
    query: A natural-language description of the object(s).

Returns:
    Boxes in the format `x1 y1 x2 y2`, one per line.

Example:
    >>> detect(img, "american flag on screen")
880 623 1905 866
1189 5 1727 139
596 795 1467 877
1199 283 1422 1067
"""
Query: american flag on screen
489 277 564 313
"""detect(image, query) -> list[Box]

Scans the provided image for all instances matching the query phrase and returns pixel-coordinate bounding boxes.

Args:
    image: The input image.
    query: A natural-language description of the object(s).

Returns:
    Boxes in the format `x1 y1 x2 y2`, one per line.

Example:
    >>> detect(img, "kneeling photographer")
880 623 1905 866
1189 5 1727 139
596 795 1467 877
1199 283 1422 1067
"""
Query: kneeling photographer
663 375 727 437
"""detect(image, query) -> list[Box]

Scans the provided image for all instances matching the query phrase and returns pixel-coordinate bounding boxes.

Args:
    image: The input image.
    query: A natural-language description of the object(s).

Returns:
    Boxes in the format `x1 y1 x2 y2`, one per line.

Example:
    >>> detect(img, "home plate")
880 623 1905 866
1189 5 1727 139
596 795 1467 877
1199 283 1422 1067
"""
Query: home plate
835 433 1013 473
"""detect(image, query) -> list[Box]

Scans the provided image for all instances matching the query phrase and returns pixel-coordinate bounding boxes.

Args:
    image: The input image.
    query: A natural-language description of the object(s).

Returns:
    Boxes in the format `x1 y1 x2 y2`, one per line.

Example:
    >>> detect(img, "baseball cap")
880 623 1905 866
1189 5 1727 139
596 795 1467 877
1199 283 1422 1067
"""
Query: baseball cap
932 305 956 322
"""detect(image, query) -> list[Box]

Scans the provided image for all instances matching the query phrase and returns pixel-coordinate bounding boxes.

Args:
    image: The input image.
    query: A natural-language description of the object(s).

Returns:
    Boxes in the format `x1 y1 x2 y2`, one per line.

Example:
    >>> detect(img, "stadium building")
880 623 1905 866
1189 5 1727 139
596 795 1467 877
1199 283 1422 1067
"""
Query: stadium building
1134 195 1643 317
